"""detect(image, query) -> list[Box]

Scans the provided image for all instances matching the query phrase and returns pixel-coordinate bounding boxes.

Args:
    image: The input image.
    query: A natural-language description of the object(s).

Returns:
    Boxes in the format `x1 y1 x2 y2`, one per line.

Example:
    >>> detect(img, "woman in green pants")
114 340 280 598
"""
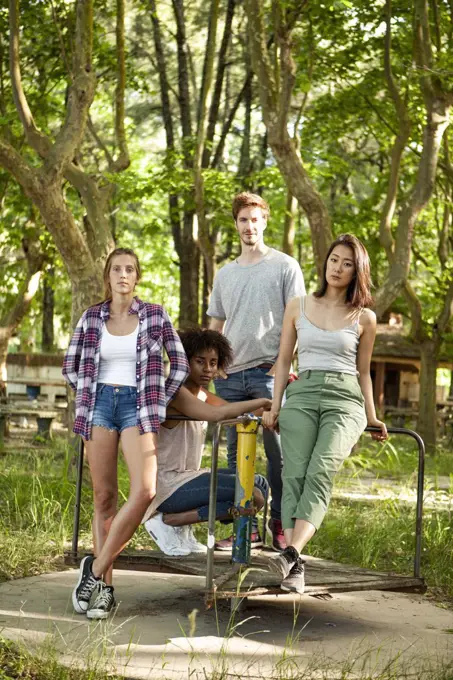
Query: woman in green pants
262 233 387 594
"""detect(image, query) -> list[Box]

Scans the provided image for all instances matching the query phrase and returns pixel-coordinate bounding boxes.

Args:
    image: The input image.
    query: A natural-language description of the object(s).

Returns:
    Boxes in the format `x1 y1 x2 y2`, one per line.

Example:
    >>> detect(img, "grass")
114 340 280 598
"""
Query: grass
0 430 452 680
0 637 125 680
344 434 453 482
2 630 453 680
1 434 453 599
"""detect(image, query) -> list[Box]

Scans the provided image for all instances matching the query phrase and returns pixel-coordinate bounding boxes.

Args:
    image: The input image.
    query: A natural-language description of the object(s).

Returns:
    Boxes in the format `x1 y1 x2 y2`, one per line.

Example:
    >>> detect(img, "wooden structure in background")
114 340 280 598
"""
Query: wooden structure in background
371 324 453 415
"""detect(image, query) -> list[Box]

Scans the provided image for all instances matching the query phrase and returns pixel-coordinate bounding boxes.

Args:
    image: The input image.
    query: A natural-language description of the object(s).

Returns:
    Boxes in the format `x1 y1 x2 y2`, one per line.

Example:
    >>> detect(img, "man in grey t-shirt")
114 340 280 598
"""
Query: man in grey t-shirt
208 192 305 551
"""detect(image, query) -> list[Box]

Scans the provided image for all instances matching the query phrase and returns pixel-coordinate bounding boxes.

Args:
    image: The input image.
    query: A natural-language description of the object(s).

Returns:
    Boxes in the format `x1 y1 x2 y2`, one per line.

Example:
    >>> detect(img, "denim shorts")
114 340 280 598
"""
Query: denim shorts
92 383 138 433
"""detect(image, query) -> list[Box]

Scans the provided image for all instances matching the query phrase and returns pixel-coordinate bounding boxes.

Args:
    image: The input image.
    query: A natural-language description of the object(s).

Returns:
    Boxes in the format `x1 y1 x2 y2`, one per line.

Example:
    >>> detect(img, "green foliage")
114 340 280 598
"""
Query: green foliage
1 0 453 343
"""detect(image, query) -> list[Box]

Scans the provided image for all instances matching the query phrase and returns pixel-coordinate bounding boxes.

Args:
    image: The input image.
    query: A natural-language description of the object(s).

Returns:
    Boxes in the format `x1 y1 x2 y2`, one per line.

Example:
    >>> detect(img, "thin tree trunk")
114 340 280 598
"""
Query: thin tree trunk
201 259 209 327
202 0 236 169
282 190 297 257
418 338 440 452
0 335 8 401
42 267 55 352
244 0 332 276
193 0 220 299
179 234 199 329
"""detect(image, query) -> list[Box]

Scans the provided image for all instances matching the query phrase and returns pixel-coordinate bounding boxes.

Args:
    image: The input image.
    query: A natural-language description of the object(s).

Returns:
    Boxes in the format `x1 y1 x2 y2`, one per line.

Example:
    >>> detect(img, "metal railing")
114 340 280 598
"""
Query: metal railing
69 418 425 595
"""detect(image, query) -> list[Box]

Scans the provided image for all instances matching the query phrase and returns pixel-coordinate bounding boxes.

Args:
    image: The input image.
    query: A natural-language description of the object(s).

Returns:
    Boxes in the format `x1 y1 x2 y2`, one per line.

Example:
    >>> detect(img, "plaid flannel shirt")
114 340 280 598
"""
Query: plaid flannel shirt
62 297 189 440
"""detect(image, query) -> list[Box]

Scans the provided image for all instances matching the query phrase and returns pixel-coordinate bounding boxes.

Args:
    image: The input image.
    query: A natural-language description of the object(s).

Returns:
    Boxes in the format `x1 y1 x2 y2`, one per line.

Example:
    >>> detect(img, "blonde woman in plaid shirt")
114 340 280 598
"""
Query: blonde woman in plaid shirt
63 248 189 619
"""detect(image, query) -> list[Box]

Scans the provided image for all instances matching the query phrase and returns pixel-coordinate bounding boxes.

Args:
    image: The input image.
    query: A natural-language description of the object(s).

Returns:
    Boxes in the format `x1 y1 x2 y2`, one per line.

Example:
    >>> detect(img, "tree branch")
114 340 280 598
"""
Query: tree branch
148 0 181 253
45 0 96 179
172 0 193 147
202 0 236 168
111 0 130 172
211 72 252 168
379 0 411 256
0 136 41 196
245 0 332 274
194 0 220 293
87 116 115 168
9 0 52 158
403 281 424 341
437 274 453 332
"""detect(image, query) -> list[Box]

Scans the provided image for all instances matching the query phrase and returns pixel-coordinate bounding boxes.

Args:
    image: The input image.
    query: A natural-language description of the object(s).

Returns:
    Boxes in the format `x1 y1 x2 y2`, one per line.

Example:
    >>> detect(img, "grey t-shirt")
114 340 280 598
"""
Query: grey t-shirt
207 248 305 373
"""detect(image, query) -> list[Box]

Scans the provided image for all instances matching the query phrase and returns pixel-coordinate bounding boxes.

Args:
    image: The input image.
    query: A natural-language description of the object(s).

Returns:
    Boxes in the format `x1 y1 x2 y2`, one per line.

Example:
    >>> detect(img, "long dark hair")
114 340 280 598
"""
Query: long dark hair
103 248 141 300
314 234 373 309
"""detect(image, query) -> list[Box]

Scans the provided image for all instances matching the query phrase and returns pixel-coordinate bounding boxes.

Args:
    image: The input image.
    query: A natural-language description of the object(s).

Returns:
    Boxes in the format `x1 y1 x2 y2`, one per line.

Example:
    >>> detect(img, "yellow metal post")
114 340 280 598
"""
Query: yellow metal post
232 419 259 564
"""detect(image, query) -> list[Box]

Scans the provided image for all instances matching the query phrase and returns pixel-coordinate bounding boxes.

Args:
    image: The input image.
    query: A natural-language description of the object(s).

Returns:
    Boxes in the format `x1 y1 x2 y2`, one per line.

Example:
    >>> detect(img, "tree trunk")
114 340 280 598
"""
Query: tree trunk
179 251 199 329
178 212 200 329
201 259 209 327
71 274 104 326
282 190 297 257
0 334 8 408
244 0 332 276
42 267 55 352
418 338 440 452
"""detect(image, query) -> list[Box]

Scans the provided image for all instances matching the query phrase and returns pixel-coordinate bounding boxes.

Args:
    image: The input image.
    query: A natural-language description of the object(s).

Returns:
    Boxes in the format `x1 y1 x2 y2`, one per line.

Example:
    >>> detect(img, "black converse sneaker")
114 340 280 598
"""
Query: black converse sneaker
72 555 100 614
87 583 116 620
268 546 299 579
281 557 305 594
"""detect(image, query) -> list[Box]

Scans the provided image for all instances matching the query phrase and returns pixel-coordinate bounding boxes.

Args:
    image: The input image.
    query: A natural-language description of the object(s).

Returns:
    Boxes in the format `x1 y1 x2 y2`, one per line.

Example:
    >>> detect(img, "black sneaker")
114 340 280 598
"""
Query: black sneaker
281 557 305 594
268 546 299 579
87 583 115 620
72 555 100 614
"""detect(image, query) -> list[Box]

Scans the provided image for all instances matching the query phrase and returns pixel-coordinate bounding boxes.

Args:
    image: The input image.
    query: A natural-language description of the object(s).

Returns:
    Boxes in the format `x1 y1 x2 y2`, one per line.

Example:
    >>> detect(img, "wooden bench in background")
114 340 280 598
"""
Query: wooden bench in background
0 404 61 449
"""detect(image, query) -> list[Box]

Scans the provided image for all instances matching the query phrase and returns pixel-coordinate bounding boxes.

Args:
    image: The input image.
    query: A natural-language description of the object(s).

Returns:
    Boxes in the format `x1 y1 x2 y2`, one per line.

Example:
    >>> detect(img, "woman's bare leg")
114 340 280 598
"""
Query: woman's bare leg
92 428 157 578
85 427 119 585
284 519 316 555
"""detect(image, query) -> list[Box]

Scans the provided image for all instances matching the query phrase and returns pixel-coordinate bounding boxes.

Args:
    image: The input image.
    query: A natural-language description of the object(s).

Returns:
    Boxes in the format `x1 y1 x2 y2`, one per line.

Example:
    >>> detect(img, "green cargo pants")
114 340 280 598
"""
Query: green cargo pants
279 370 367 531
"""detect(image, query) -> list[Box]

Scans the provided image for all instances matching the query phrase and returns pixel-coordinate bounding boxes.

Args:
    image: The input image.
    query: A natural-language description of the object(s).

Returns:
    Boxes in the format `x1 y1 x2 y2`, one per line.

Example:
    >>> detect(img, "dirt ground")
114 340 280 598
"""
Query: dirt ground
0 568 452 679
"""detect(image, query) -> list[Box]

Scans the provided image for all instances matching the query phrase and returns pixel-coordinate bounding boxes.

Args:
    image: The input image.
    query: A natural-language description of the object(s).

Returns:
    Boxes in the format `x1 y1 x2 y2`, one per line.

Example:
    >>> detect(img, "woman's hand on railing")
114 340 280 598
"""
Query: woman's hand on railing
262 409 280 431
367 417 388 441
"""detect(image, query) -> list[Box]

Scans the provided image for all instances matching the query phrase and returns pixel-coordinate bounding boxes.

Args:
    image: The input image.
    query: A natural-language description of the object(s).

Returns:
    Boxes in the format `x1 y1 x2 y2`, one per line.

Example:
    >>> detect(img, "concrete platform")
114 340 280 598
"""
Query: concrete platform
0 570 452 679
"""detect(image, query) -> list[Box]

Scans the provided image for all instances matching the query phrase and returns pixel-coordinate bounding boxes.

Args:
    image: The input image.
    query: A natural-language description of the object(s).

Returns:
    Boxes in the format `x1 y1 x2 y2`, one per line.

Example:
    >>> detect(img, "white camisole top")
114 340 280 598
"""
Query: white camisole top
98 324 139 386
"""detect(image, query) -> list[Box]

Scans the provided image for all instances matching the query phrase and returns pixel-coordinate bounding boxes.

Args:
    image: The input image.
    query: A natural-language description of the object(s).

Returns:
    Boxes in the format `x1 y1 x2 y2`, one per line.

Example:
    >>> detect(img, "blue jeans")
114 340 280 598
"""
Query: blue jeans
214 366 282 522
158 469 269 522
92 384 138 433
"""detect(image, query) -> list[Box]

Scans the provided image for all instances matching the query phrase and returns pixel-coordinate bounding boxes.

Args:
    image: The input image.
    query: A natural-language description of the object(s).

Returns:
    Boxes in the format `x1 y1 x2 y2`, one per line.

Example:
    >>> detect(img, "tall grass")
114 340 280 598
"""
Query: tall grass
2 632 452 680
0 637 126 680
1 438 453 599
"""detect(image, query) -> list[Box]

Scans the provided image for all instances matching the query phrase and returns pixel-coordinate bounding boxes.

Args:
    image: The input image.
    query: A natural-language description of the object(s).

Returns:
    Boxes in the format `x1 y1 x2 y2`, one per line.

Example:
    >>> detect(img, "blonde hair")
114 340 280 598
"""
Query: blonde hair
103 248 141 299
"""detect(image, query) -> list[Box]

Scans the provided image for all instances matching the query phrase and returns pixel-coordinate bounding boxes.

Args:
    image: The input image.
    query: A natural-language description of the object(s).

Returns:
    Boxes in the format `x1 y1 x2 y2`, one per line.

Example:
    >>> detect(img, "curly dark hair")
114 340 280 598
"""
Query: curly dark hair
178 329 233 371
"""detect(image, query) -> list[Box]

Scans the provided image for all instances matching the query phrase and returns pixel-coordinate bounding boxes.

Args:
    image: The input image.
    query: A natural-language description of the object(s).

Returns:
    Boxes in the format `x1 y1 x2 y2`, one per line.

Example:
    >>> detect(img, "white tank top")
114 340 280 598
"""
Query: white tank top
98 324 139 386
296 296 360 375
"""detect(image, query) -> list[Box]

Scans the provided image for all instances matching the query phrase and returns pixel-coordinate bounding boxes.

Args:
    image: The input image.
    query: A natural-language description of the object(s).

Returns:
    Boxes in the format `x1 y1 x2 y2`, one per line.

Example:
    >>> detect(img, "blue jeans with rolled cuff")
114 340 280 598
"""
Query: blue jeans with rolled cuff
158 469 269 523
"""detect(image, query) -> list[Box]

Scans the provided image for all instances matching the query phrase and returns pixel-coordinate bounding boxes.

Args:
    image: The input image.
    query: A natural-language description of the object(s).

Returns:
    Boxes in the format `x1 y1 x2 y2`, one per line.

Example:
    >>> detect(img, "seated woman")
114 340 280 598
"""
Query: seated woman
263 234 388 595
143 329 270 556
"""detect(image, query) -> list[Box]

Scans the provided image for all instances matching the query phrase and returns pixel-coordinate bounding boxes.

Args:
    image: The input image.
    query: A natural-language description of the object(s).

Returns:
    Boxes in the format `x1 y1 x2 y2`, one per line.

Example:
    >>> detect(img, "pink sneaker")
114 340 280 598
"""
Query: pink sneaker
268 518 287 552
215 531 263 551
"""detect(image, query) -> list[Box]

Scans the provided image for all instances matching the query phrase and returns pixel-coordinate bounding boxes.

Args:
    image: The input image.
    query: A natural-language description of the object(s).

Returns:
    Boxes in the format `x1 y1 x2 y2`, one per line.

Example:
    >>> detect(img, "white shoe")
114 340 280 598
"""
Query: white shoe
144 513 191 556
177 526 208 554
